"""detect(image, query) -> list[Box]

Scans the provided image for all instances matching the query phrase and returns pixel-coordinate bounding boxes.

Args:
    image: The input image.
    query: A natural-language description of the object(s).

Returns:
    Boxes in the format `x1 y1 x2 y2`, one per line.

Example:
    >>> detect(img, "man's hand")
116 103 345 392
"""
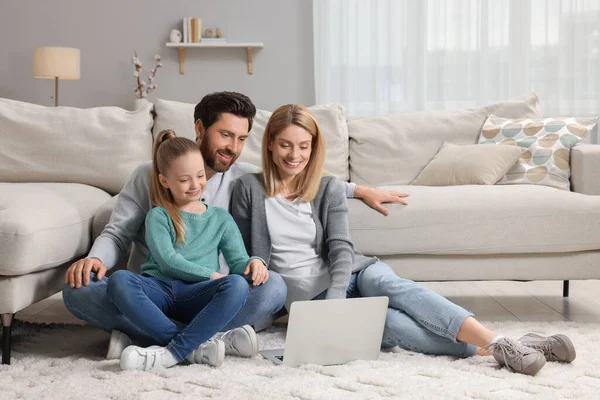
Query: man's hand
354 185 409 216
244 259 269 286
65 257 107 289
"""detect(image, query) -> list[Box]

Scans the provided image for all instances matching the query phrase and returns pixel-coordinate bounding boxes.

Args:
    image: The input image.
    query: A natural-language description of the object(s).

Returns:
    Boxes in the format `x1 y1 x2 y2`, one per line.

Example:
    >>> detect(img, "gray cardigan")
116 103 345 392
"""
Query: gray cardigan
231 173 377 300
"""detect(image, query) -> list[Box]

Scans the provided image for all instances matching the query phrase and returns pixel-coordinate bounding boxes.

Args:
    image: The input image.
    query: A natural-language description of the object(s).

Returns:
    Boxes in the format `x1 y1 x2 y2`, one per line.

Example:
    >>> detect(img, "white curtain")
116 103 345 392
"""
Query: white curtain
314 0 600 125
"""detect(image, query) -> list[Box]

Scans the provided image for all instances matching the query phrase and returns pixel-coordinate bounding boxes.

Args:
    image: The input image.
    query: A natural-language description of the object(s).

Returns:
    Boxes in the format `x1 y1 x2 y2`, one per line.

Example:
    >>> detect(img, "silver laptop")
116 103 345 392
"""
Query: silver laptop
260 296 389 367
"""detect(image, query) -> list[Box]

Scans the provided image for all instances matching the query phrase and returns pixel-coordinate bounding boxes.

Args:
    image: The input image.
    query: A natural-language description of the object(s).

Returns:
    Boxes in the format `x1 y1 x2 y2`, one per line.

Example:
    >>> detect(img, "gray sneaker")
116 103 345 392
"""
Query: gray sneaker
106 330 133 360
215 325 259 358
518 333 576 363
187 339 225 367
487 337 546 376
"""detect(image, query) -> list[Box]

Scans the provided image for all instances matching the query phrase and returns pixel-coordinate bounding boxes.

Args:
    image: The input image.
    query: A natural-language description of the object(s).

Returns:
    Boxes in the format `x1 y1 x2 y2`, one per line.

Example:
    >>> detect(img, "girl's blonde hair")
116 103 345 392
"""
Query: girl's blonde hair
262 104 326 201
150 129 202 244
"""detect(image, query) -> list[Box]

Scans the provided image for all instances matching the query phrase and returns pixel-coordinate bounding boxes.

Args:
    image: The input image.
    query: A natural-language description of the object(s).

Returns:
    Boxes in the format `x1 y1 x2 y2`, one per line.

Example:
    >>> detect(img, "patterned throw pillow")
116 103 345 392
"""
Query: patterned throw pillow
478 115 598 190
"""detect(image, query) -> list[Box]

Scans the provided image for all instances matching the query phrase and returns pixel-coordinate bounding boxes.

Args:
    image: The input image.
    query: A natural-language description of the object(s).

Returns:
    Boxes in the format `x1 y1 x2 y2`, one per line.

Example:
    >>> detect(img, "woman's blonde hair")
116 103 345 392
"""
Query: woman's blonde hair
150 129 201 244
262 104 326 201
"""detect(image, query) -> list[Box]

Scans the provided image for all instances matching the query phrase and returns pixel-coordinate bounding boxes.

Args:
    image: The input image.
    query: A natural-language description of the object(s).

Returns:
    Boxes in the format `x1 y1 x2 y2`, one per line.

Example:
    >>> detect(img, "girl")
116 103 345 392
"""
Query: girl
231 104 576 376
107 129 268 371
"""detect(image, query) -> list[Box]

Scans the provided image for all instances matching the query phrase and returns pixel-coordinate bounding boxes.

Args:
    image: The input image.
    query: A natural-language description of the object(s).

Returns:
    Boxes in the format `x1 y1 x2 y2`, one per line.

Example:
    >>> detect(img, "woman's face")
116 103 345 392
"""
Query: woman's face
268 124 313 182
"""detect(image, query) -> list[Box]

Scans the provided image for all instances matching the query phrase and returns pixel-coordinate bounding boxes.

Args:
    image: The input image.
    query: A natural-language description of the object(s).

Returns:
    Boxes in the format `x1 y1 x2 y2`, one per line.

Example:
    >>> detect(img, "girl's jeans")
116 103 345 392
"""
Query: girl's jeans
105 270 249 362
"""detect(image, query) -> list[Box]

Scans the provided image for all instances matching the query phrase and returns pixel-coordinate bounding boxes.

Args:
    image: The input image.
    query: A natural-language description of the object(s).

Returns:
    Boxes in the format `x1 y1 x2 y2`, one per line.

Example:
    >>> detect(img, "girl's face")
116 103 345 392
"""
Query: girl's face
268 125 313 183
159 152 206 206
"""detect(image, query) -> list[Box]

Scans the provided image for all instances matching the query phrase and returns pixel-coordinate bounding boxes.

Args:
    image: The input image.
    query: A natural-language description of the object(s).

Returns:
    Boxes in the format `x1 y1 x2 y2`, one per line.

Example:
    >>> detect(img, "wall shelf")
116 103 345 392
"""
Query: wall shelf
166 42 264 75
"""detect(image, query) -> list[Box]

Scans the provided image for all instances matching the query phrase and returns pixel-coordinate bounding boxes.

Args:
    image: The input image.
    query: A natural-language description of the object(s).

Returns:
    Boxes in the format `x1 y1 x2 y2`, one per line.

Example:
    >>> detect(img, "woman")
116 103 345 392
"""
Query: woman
231 104 575 376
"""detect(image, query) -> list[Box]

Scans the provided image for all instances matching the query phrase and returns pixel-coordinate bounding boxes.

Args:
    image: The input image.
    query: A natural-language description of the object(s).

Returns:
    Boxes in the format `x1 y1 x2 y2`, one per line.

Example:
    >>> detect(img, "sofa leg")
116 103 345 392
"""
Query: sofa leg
563 280 569 298
2 313 14 365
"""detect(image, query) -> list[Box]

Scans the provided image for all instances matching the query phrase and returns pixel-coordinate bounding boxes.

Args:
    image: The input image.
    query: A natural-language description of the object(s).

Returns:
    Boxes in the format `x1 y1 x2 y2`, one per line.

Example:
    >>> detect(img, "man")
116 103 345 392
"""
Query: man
63 92 409 363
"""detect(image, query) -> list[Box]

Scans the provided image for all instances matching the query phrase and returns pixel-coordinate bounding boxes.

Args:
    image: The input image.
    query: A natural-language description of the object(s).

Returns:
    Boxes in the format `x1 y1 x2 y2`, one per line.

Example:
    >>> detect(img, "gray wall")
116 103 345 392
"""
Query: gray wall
0 0 315 110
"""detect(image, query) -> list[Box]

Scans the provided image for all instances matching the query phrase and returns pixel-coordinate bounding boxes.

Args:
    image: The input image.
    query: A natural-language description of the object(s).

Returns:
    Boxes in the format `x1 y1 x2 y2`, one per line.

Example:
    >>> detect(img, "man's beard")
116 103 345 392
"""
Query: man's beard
200 139 238 173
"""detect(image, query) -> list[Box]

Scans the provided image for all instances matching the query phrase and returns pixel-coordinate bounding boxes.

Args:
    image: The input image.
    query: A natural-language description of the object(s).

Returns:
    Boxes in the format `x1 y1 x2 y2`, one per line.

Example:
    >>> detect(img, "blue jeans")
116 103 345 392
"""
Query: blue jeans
105 271 248 362
315 261 476 358
63 270 287 351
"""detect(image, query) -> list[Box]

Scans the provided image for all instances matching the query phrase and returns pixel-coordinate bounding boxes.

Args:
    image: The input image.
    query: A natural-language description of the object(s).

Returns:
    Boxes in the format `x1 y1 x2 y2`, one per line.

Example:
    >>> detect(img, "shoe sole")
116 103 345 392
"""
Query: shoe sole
240 325 259 357
120 346 147 371
205 340 225 367
520 352 546 376
552 334 576 363
106 330 128 360
522 333 576 363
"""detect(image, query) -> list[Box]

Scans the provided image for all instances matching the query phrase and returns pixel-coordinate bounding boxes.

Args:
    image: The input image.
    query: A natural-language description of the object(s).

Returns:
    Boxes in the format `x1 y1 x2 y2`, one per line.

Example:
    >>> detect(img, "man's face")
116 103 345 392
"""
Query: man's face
196 112 249 175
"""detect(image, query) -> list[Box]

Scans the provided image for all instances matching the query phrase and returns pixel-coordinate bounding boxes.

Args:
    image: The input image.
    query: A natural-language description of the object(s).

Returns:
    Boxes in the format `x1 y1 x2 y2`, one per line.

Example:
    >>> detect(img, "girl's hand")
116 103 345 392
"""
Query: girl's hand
210 271 226 280
244 259 269 286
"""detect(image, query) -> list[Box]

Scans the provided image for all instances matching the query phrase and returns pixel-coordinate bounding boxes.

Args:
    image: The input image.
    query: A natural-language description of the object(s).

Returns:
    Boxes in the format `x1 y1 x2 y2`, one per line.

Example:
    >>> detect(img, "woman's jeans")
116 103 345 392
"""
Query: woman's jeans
104 271 249 362
317 261 477 358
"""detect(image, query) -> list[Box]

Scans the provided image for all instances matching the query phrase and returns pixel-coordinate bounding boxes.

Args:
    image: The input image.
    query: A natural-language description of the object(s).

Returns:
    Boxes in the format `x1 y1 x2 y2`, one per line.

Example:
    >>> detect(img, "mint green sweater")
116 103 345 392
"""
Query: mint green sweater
141 204 262 282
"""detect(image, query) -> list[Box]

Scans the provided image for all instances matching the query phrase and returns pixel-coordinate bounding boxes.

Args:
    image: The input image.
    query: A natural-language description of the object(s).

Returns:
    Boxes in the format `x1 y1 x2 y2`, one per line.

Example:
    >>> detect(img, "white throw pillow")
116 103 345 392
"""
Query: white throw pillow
0 98 154 194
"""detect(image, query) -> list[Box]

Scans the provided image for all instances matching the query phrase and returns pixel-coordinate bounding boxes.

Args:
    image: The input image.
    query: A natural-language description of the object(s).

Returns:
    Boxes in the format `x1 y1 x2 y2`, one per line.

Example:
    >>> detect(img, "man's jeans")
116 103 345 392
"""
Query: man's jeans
63 270 287 353
315 261 476 357
105 271 249 362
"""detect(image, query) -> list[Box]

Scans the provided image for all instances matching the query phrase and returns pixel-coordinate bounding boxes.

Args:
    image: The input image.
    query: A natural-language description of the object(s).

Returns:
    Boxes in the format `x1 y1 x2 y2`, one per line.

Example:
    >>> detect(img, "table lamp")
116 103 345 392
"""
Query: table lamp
33 47 80 107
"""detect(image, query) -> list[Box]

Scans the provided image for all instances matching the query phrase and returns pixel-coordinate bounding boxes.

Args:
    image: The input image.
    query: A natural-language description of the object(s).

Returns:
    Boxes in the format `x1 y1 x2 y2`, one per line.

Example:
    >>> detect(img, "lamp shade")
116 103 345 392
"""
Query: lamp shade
33 47 80 80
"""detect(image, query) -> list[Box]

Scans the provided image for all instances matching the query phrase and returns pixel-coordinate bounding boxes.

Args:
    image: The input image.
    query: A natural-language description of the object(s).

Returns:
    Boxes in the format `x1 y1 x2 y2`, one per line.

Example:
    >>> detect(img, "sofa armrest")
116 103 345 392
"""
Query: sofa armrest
571 144 600 195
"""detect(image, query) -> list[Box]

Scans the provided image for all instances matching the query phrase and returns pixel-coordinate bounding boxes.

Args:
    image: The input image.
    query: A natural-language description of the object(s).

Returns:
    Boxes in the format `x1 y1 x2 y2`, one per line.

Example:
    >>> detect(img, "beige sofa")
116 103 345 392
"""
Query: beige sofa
1 93 599 364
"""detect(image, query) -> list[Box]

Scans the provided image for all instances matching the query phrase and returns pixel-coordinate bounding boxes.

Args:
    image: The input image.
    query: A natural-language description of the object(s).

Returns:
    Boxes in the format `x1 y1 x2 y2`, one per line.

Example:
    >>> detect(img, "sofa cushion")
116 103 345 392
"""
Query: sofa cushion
348 93 542 186
479 115 598 191
153 98 195 141
153 99 350 180
0 98 154 195
347 184 600 256
0 183 111 276
411 143 524 186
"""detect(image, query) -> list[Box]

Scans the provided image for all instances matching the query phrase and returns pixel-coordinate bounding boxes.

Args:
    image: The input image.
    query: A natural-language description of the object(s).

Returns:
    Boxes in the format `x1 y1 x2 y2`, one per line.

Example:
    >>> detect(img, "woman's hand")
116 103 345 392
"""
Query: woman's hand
244 259 269 286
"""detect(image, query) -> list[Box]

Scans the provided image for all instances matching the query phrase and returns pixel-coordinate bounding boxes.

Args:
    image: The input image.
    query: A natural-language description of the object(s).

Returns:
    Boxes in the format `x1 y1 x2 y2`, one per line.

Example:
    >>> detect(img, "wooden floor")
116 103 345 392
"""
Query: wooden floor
15 280 600 325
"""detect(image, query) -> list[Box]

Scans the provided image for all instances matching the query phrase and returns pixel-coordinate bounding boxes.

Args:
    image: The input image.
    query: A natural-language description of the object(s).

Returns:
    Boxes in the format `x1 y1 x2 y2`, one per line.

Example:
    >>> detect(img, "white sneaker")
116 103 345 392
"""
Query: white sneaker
120 345 174 371
216 325 259 358
106 330 133 360
187 339 225 367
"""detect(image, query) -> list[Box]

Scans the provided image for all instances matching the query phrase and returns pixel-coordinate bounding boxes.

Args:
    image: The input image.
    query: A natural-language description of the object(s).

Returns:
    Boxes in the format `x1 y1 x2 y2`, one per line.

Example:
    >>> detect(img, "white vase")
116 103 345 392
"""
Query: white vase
170 29 182 43
133 98 150 111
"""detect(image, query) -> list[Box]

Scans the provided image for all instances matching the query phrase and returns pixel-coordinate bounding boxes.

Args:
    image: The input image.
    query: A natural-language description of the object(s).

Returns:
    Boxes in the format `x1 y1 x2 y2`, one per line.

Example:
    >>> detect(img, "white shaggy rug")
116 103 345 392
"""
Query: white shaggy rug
1 321 600 400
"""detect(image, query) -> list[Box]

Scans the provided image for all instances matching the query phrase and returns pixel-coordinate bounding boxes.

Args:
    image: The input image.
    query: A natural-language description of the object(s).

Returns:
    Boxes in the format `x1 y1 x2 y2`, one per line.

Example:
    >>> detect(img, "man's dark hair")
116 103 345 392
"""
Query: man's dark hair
194 91 257 132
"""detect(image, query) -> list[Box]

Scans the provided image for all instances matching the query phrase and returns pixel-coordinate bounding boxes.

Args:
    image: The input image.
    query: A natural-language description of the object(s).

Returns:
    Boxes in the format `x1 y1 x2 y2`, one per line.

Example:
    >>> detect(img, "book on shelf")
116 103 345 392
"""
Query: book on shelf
186 17 192 43
180 17 203 43
182 17 188 43
190 17 201 43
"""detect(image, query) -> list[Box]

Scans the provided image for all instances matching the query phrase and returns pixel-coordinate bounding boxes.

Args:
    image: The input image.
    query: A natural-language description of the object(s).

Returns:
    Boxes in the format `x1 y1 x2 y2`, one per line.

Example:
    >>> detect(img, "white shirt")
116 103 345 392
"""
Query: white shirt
202 162 259 274
265 195 330 310
202 162 259 209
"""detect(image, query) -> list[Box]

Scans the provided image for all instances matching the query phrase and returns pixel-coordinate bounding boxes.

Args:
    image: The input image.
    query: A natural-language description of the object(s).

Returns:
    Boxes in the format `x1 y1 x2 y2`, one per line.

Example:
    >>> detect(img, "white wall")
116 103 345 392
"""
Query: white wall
0 0 315 110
